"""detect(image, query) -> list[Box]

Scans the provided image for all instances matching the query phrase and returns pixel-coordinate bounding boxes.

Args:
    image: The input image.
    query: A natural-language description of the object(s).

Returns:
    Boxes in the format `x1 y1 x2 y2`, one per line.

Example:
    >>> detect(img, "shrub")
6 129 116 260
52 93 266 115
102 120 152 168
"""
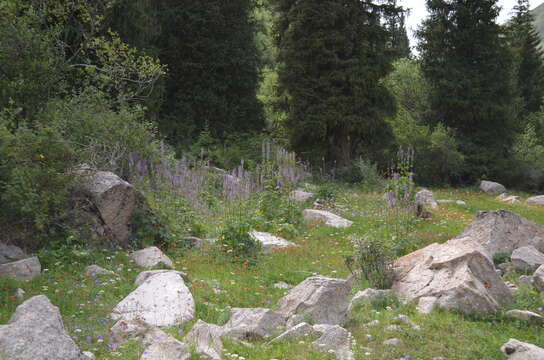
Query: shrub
493 252 511 266
354 158 384 191
218 217 261 264
345 236 394 290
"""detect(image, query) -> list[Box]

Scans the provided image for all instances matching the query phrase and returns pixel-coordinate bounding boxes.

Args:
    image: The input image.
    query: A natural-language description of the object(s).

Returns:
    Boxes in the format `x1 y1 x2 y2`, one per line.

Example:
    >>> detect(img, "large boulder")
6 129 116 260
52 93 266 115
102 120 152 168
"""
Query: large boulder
392 240 513 314
526 195 544 207
0 256 41 281
221 308 285 340
140 327 190 360
111 271 195 327
416 189 439 210
303 210 353 228
130 247 174 269
511 246 544 271
0 295 86 360
277 275 351 325
0 242 26 265
185 320 224 360
480 180 506 195
249 231 297 253
453 210 544 258
77 170 148 246
501 339 544 359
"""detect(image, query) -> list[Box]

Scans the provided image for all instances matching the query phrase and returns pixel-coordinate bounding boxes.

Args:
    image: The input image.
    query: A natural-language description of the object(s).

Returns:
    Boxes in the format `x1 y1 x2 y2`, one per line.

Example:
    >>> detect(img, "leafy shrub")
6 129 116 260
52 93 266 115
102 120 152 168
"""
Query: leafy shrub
345 236 394 289
255 182 302 233
316 182 341 202
493 252 511 266
509 122 544 190
355 158 384 191
218 217 261 264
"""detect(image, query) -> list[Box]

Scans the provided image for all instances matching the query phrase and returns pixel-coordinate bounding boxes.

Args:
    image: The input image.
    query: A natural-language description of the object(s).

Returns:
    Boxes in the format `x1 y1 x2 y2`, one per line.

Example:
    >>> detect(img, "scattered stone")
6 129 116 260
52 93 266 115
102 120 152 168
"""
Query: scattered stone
111 271 195 327
0 242 26 265
0 295 86 360
363 320 380 328
383 338 402 347
534 265 544 292
348 288 392 311
82 352 96 360
0 256 41 281
290 190 314 202
416 189 439 210
13 288 25 300
311 325 353 360
526 195 544 207
497 194 521 204
505 310 544 324
185 319 224 360
84 264 115 277
269 322 318 343
480 180 506 195
249 231 297 253
511 246 544 271
134 270 189 286
501 339 544 359
505 281 519 292
303 209 353 228
518 275 534 287
273 281 292 289
222 308 286 340
141 328 190 360
277 275 351 325
130 246 174 269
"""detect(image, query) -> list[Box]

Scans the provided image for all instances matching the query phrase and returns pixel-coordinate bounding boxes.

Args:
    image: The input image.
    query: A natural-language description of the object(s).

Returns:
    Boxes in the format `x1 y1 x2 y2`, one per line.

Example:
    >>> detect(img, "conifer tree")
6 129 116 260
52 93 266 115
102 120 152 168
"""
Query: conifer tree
418 0 518 180
272 0 400 165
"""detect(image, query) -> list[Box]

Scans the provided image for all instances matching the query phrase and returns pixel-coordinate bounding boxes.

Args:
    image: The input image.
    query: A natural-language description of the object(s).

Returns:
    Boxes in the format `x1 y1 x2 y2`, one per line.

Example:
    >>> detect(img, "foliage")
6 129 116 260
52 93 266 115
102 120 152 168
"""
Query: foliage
493 252 511 266
346 235 394 289
354 158 384 191
218 216 261 265
272 0 400 165
510 122 544 190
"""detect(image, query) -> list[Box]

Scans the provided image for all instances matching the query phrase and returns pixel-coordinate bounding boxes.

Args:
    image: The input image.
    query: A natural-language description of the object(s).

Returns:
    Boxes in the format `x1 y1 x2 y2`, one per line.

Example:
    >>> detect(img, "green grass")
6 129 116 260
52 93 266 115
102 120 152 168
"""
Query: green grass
2 185 544 359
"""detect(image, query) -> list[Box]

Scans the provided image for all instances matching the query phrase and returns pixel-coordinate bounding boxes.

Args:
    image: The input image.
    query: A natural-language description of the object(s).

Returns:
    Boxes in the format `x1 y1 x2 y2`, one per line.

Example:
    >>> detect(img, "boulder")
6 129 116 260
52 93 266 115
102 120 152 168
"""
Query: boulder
534 265 544 292
290 190 314 202
249 231 297 253
453 210 544 258
277 275 351 325
416 296 438 315
518 275 534 287
416 189 439 210
392 240 513 314
85 264 115 277
134 270 189 286
526 195 544 207
269 322 318 343
505 309 544 324
511 246 544 271
501 339 544 359
185 320 224 360
312 325 353 360
348 288 392 311
111 271 195 327
110 319 149 343
78 170 148 246
480 180 506 195
303 209 353 228
0 295 86 360
222 308 285 340
0 256 41 281
0 242 26 265
140 329 190 360
130 247 174 269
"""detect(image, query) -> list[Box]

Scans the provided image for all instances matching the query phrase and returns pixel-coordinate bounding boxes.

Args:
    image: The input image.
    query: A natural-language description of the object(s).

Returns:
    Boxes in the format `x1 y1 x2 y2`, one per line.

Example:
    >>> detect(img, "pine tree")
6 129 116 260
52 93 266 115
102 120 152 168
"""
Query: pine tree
272 0 400 165
386 2 411 59
418 0 518 180
508 0 544 117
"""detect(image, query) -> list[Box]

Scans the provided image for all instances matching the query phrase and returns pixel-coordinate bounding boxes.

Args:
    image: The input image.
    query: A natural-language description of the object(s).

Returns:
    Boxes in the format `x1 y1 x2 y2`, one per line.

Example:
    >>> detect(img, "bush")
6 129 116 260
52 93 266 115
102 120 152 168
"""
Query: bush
345 236 394 289
354 158 384 191
218 217 261 264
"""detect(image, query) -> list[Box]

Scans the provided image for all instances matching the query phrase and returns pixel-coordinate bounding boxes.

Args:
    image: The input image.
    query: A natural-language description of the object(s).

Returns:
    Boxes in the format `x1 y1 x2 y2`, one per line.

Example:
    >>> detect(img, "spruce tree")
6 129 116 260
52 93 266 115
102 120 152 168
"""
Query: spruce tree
272 0 399 165
418 0 518 180
508 0 544 117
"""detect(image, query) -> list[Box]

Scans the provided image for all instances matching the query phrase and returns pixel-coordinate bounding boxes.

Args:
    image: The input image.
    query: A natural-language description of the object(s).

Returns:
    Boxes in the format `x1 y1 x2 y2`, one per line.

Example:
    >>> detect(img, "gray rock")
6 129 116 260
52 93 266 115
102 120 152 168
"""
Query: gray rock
505 309 544 324
395 314 420 330
269 322 318 343
534 265 544 292
111 271 195 327
348 288 392 311
84 264 115 277
140 327 190 360
249 231 297 253
416 189 439 210
497 194 521 204
277 275 351 325
273 281 292 289
134 270 189 286
0 295 86 360
480 180 506 195
526 195 544 207
385 324 401 331
505 281 520 292
285 314 305 328
0 242 26 265
130 247 174 269
363 320 380 328
311 325 353 360
13 288 25 300
110 319 149 343
222 308 286 340
83 352 95 360
0 256 41 281
511 246 544 271
518 275 534 287
290 190 314 202
383 338 402 347
303 209 353 228
498 262 512 274
185 319 224 360
501 339 544 359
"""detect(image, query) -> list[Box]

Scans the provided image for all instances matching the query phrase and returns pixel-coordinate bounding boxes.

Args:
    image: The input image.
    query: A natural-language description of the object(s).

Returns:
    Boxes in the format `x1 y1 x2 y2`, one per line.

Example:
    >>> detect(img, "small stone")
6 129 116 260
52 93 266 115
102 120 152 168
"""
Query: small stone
501 339 544 359
348 288 392 311
13 288 25 299
83 351 96 360
130 247 173 269
85 265 115 277
383 338 402 347
385 324 401 331
505 309 544 324
273 281 292 289
534 265 544 292
363 320 380 328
